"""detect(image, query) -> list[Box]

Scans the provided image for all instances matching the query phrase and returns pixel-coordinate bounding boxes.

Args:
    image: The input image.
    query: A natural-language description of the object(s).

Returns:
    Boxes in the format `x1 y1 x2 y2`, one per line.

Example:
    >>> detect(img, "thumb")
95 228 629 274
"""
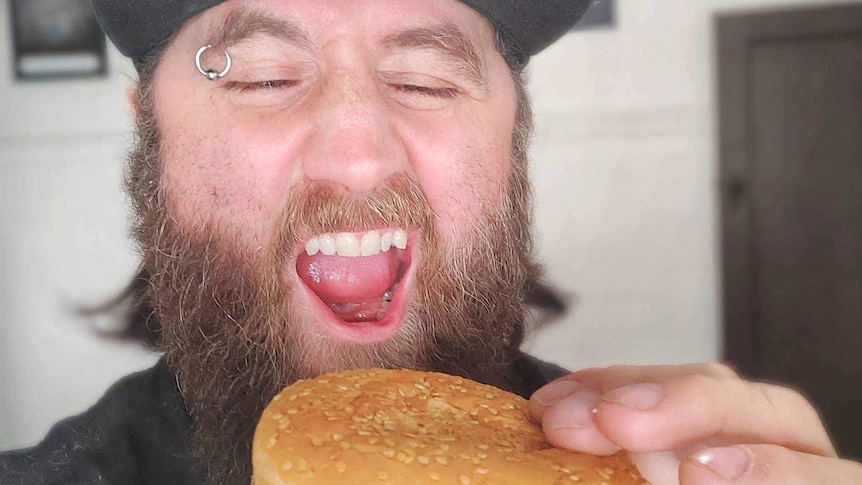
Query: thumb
680 445 862 485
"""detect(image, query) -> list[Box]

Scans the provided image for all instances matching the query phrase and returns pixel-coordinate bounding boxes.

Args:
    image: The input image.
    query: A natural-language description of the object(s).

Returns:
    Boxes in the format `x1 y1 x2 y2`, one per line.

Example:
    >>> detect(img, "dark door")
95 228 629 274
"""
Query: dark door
718 3 862 460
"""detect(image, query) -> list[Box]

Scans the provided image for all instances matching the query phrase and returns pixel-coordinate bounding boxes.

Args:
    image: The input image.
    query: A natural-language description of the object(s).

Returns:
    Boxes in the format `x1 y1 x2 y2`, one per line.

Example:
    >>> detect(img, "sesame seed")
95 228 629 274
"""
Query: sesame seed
417 456 431 465
460 475 471 484
377 471 389 480
335 461 347 473
428 472 441 480
282 461 293 471
435 456 448 465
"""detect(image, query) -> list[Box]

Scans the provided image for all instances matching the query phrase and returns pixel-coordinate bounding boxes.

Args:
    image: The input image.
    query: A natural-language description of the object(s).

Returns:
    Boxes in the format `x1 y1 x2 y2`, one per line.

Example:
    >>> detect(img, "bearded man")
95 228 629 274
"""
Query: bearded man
1 0 860 484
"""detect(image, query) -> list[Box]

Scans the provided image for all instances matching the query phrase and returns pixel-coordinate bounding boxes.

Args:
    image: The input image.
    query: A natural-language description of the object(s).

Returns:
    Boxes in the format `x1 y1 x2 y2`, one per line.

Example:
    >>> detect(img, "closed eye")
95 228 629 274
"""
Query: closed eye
225 79 298 93
392 83 460 99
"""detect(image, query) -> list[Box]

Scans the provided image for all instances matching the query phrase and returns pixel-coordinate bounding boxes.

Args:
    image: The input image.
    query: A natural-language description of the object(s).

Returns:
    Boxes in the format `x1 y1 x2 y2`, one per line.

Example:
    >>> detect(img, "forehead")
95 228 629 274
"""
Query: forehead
174 0 499 51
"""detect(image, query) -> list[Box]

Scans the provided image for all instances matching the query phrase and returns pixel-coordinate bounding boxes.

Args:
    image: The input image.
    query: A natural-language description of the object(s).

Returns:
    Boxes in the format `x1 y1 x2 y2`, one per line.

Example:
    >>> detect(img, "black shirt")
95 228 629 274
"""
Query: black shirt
0 354 566 485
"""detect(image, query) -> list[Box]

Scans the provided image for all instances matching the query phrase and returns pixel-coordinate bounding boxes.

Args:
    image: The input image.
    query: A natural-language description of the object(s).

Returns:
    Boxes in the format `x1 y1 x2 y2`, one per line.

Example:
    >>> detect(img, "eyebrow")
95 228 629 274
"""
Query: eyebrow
382 24 487 86
203 8 313 51
204 11 487 86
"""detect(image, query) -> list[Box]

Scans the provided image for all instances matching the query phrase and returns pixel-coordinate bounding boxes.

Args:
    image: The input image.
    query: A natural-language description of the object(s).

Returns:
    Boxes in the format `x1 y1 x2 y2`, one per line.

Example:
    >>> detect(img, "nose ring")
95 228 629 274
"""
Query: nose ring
195 45 232 80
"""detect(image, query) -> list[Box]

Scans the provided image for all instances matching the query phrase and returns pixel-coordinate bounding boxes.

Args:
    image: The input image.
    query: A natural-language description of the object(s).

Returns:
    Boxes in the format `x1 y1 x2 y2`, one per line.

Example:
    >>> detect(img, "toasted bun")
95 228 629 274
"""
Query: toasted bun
253 369 647 485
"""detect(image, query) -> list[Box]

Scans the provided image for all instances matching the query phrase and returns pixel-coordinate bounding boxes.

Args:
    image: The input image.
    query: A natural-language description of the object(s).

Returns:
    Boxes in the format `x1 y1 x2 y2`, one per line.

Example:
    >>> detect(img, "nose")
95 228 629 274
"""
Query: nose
300 71 407 194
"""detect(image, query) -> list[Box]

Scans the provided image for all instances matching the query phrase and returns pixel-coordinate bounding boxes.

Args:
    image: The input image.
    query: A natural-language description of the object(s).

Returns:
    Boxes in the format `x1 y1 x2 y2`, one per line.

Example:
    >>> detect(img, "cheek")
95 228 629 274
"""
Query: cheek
406 109 515 243
415 125 510 240
160 116 301 249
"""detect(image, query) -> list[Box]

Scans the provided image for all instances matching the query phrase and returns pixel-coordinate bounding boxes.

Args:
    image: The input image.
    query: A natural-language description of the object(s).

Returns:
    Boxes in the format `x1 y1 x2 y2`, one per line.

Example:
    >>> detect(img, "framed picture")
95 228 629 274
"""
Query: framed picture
573 0 616 30
9 0 107 80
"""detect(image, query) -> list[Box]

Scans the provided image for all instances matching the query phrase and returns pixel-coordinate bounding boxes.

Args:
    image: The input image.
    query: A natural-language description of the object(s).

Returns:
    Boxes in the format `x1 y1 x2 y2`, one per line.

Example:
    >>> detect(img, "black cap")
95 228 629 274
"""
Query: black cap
92 0 594 65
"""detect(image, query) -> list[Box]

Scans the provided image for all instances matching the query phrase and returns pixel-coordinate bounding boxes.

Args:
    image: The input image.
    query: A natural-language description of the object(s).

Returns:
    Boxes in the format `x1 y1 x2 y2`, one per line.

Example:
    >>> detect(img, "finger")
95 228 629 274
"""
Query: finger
530 364 744 456
680 445 862 485
530 364 737 422
530 377 580 421
568 363 739 392
539 390 622 456
593 377 836 457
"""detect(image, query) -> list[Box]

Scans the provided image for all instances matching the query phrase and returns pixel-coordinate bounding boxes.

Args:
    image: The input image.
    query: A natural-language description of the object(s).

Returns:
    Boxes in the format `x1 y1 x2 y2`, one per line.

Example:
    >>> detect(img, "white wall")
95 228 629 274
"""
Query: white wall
0 3 158 450
523 0 862 368
2 0 856 451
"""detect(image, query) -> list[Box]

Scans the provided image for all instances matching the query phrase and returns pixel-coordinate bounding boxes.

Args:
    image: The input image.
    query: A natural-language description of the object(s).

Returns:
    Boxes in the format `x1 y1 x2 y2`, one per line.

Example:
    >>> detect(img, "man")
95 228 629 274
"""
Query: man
1 0 859 484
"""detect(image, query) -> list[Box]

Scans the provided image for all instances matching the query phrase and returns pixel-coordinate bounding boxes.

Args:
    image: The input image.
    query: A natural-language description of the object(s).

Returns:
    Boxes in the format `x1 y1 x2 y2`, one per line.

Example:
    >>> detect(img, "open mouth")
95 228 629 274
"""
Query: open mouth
295 228 413 341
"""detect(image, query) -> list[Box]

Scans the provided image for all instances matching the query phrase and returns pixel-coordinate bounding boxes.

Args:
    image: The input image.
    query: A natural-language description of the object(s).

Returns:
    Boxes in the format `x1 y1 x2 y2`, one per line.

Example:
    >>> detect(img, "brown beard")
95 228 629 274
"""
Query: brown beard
125 69 538 485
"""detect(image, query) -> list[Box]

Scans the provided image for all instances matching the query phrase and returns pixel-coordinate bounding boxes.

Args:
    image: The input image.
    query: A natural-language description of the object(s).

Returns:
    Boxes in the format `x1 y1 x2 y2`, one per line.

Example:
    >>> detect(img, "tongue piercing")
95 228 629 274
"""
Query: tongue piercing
383 291 393 303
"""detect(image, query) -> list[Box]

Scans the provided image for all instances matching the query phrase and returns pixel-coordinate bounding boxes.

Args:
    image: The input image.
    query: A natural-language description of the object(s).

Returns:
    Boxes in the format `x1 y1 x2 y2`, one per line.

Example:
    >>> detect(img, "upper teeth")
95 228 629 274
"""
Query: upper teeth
304 229 408 257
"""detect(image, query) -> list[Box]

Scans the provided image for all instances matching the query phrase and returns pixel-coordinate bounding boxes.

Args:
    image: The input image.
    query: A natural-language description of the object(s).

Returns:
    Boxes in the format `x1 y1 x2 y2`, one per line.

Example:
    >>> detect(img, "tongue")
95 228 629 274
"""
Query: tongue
297 251 401 321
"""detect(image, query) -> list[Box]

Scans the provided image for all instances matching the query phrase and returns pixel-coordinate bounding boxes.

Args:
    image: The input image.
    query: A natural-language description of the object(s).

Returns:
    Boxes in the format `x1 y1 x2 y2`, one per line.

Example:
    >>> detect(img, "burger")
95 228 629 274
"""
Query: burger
252 368 648 484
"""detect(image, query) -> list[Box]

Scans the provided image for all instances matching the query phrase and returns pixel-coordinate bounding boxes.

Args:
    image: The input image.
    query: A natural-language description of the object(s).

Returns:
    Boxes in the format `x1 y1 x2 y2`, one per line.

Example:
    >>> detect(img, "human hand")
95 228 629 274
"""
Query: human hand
529 364 862 485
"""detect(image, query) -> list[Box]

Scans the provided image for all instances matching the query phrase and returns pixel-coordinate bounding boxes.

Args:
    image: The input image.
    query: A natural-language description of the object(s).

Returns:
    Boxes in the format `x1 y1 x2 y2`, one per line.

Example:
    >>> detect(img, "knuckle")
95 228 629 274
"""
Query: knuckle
706 362 740 379
755 382 816 416
604 364 635 374
682 372 722 391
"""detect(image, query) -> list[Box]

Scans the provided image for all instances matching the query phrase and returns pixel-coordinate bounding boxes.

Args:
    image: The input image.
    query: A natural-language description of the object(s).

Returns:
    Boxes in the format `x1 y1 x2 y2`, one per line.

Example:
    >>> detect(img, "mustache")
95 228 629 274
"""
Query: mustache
273 173 437 255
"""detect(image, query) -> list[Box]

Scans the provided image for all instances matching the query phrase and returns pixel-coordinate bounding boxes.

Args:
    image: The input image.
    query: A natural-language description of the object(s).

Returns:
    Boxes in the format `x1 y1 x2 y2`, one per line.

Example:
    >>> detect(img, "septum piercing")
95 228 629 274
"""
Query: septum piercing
195 45 232 80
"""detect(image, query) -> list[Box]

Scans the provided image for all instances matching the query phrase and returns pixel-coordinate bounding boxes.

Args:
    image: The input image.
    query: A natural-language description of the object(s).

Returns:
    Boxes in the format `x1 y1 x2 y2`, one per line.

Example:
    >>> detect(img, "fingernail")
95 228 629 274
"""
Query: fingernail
533 379 580 406
603 383 664 410
694 446 751 481
545 392 600 429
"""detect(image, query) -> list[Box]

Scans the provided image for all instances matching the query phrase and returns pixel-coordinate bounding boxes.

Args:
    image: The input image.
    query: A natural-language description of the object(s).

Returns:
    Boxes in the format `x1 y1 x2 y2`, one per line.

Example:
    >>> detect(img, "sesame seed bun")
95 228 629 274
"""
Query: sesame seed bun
252 368 648 485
